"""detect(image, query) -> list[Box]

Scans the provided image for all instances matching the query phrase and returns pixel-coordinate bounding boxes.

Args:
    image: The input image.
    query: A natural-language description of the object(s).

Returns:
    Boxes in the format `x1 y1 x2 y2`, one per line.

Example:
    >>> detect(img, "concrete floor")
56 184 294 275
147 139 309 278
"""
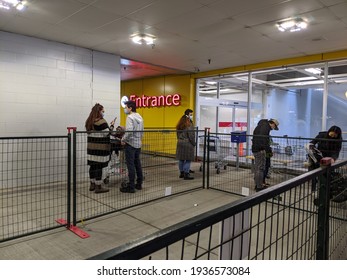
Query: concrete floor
0 188 240 260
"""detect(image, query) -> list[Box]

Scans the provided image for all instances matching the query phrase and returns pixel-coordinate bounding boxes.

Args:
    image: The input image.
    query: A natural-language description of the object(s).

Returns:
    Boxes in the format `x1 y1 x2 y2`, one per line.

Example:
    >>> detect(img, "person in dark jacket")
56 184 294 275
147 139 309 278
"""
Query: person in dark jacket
176 110 196 180
252 118 279 191
85 103 115 193
308 125 342 169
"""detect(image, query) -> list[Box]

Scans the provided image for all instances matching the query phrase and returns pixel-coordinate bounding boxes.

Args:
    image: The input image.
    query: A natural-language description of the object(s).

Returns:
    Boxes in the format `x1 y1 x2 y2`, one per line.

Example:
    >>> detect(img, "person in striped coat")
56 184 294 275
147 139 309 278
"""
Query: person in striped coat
85 103 115 193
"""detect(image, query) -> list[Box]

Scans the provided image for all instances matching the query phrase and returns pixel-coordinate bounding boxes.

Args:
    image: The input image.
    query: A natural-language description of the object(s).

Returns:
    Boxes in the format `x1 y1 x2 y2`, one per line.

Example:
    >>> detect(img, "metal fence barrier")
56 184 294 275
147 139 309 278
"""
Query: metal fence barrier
89 161 347 260
1 129 346 260
72 130 204 225
0 135 70 242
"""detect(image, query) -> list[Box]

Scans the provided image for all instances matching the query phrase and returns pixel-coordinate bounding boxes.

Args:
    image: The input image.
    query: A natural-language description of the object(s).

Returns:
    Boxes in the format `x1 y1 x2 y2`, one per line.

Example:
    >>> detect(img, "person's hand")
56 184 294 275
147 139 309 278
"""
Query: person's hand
121 141 126 146
110 120 115 126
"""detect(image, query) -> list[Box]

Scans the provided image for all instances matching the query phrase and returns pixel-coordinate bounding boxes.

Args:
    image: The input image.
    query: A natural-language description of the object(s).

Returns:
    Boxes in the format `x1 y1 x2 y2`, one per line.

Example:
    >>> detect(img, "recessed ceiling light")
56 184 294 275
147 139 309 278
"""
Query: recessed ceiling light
130 33 156 45
276 18 307 32
0 0 25 11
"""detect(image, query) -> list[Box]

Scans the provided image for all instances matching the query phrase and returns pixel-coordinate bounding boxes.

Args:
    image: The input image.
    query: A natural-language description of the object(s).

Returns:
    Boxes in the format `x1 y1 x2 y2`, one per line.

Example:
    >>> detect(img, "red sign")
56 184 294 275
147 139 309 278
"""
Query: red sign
219 122 247 127
130 94 181 108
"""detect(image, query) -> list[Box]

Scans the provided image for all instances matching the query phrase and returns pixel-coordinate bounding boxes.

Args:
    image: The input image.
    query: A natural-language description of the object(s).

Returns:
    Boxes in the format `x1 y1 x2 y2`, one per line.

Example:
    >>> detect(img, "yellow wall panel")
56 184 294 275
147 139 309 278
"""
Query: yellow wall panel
121 75 193 154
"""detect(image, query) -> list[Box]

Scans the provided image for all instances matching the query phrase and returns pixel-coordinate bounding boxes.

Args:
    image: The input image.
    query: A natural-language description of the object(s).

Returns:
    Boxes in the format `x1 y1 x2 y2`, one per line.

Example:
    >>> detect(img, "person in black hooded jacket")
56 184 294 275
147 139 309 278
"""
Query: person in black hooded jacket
252 118 279 191
308 125 342 169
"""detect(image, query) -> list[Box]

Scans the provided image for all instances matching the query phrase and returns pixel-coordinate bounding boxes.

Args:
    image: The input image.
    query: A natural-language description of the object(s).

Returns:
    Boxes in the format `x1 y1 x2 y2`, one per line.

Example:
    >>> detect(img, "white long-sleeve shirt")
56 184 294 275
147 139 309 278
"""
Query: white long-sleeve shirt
122 112 144 148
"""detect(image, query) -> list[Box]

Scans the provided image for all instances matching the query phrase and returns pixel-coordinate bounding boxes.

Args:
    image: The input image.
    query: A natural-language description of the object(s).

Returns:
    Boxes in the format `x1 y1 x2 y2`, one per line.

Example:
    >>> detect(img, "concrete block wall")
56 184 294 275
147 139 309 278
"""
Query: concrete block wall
0 31 120 137
0 31 121 187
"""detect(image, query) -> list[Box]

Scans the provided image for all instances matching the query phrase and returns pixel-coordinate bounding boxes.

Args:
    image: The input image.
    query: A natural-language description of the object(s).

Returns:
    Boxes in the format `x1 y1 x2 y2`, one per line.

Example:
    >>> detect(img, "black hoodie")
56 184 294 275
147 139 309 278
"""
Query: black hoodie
309 125 342 160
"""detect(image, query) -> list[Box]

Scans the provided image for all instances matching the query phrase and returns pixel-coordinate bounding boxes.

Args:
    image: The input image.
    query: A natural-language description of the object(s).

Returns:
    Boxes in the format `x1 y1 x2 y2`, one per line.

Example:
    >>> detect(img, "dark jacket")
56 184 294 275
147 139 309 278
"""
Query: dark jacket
310 128 342 160
176 125 196 161
251 119 272 153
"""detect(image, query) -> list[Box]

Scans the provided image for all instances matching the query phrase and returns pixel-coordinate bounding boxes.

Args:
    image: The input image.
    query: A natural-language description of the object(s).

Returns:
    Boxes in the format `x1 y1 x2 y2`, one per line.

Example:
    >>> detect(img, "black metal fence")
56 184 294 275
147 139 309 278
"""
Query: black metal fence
73 130 204 224
202 131 347 197
1 129 346 260
0 136 70 242
88 160 347 260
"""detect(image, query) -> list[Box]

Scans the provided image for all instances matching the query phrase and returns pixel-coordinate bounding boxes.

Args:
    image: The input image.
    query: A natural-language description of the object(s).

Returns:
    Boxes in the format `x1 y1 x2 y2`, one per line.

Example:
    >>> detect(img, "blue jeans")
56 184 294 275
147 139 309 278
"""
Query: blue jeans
179 160 191 173
124 144 143 188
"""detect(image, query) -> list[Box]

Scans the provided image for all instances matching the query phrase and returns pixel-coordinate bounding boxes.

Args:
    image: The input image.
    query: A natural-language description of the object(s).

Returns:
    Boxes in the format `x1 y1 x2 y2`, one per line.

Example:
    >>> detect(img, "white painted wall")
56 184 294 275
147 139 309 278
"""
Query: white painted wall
0 31 121 136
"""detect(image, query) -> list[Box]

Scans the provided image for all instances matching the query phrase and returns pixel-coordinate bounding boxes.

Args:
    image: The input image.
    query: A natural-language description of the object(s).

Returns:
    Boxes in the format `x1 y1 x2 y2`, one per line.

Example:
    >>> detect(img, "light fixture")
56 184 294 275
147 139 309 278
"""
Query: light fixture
276 18 307 32
305 68 322 75
0 0 25 11
130 33 156 45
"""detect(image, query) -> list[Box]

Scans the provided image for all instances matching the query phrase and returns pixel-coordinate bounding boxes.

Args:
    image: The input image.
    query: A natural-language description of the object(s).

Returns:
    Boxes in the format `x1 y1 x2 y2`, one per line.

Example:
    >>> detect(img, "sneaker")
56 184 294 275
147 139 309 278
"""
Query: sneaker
184 173 194 180
135 184 142 190
189 169 195 174
255 184 268 192
255 186 267 192
120 186 135 193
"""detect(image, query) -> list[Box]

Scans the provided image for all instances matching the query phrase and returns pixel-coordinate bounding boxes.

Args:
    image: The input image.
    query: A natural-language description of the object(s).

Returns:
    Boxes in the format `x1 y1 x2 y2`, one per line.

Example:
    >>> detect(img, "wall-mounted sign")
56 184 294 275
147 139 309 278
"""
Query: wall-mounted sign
129 94 181 108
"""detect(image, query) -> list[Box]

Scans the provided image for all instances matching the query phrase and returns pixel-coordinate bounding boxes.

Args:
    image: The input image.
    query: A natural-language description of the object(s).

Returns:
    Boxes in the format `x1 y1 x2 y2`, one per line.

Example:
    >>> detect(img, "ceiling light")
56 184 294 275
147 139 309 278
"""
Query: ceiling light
0 0 25 11
276 18 307 32
130 33 156 45
305 68 322 75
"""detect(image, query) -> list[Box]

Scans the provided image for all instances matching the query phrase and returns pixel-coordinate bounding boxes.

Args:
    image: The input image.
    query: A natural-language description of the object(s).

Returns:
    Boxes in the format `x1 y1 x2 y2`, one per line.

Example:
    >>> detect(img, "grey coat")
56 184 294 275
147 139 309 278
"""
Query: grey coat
176 126 196 161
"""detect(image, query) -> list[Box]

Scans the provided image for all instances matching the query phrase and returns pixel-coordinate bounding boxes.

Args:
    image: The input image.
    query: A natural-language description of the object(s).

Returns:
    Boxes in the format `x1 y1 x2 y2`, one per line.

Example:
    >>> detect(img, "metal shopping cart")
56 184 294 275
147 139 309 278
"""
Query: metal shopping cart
107 126 128 184
200 135 227 174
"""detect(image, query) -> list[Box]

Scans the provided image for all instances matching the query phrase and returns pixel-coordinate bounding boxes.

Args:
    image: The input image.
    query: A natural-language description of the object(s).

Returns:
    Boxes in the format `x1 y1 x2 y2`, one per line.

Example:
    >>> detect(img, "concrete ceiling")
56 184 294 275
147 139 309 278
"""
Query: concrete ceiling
1 0 347 81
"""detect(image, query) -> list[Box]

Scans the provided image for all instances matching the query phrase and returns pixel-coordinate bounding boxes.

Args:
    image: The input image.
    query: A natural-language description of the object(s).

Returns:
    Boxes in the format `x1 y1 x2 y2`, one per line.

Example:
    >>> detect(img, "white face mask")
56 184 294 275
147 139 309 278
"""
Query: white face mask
189 115 193 121
101 112 105 118
124 108 130 114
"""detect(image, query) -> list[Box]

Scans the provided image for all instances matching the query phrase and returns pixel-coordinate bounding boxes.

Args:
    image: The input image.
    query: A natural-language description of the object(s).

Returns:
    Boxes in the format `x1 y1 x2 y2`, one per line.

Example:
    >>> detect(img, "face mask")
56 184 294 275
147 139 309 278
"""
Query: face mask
101 112 105 118
189 115 193 121
124 108 130 114
328 131 337 138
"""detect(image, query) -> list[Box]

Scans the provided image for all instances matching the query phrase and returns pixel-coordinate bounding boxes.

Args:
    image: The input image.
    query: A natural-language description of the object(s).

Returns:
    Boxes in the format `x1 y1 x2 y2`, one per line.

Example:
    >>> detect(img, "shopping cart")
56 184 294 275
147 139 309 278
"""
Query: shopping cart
200 135 227 174
107 126 128 182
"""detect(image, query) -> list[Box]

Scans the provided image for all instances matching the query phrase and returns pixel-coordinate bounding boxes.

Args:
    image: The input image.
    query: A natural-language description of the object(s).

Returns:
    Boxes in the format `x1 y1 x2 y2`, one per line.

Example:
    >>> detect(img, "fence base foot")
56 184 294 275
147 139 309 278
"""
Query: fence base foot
56 218 90 239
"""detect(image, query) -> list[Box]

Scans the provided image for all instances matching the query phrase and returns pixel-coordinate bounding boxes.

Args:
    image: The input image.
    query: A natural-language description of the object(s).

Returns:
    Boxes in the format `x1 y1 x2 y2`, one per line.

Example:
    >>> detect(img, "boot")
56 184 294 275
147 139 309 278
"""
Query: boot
103 177 110 185
89 182 96 191
179 171 184 178
94 184 109 193
184 172 194 180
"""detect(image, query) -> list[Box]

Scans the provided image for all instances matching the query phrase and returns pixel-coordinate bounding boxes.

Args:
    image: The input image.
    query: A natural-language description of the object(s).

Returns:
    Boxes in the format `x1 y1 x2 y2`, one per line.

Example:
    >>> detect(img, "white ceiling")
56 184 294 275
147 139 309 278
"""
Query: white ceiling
1 0 347 80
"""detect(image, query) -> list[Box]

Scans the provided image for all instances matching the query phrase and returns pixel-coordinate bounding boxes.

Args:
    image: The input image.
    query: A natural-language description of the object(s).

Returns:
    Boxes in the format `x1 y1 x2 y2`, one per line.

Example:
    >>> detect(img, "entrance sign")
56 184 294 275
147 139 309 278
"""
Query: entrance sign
129 94 181 108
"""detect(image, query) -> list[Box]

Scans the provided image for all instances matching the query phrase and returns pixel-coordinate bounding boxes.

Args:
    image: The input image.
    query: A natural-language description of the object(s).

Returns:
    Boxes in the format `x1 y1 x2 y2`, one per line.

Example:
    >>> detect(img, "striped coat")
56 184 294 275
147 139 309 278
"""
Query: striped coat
87 118 111 168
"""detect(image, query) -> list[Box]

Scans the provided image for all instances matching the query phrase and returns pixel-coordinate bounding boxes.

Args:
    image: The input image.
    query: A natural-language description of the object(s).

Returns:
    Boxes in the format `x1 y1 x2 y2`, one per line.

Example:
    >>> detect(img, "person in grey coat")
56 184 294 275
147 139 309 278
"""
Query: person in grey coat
176 110 196 180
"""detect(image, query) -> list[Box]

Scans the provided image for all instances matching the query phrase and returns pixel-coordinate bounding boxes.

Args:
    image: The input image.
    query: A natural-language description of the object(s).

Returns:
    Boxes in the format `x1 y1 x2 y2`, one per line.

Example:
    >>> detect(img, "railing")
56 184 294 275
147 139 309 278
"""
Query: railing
88 160 347 260
1 129 346 260
0 129 204 242
0 135 70 242
202 132 347 197
72 130 204 225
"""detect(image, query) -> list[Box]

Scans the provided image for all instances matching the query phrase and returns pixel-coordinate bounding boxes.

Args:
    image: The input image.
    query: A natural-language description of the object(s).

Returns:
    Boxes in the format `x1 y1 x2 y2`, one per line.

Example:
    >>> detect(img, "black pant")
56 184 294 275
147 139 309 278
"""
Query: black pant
124 144 143 188
263 157 271 183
